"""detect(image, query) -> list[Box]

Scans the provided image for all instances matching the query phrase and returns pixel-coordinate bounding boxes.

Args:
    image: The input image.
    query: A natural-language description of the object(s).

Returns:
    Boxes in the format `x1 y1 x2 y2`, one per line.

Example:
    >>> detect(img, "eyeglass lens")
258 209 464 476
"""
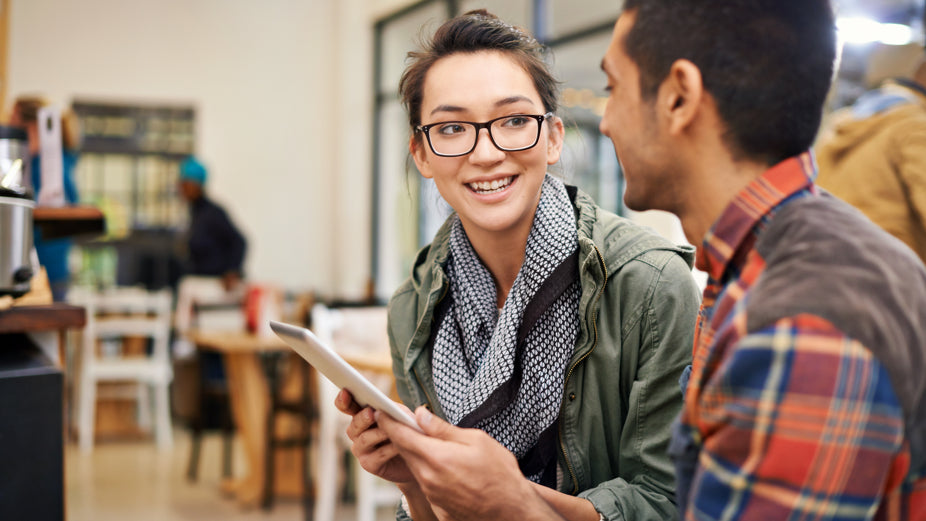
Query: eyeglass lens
427 115 541 156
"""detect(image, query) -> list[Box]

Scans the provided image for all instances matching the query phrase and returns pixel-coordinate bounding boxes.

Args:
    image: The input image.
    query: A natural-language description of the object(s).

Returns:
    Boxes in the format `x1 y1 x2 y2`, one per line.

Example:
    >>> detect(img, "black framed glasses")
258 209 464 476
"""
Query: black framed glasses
415 113 553 157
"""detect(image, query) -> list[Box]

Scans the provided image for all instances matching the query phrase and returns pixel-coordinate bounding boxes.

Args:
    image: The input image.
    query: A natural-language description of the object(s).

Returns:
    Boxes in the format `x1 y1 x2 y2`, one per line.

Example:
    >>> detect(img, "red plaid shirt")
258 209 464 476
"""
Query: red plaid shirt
679 152 926 520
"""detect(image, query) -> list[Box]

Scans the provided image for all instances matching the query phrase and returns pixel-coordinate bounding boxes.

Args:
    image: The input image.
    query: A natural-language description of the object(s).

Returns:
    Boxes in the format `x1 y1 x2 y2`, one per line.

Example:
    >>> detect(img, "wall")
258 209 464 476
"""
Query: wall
7 0 368 296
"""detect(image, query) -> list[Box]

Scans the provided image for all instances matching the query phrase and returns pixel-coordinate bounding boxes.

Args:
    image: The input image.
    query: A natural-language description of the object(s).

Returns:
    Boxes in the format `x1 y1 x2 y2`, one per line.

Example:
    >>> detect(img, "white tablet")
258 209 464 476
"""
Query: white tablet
269 320 423 432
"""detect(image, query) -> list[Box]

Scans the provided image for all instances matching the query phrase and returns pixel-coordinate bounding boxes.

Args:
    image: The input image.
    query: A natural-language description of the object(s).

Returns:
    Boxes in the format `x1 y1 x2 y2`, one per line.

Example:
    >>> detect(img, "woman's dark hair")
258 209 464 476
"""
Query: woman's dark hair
399 9 559 142
622 0 837 166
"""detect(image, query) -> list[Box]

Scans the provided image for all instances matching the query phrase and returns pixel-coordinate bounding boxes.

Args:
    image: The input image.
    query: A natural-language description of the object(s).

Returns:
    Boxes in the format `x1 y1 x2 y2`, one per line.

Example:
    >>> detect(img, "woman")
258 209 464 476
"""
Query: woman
9 96 81 301
338 10 700 521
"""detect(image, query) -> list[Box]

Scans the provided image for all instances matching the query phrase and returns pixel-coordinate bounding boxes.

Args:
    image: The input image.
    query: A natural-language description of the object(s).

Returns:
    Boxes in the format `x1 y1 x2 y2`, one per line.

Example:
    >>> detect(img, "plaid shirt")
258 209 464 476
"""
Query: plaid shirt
678 152 926 520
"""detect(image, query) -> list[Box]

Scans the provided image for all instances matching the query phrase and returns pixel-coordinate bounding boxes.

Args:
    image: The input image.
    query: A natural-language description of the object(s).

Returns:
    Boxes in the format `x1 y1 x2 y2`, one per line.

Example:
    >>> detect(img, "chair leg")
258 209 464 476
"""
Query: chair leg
356 461 375 521
303 441 313 521
222 428 234 478
313 383 340 521
187 425 202 481
262 388 277 510
153 382 173 450
136 383 153 430
78 370 97 452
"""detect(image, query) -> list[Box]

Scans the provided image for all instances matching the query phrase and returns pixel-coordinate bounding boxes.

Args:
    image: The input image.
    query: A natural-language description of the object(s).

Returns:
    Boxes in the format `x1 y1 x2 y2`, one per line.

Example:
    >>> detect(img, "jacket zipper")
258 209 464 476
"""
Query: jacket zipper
559 246 607 494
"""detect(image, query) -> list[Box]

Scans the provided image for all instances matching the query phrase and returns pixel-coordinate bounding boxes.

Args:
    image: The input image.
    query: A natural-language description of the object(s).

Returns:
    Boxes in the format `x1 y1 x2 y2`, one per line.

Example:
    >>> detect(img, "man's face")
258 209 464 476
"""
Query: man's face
599 11 675 213
179 179 201 202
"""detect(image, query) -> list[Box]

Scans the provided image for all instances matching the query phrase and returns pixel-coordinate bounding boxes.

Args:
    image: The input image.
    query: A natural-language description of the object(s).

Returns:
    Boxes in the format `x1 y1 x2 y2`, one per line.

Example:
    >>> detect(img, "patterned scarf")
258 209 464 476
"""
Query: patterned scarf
432 175 580 482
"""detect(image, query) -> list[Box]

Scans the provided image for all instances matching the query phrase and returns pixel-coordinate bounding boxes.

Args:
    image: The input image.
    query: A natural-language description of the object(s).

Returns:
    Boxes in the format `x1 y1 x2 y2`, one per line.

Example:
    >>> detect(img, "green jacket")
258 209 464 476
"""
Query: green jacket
387 187 700 520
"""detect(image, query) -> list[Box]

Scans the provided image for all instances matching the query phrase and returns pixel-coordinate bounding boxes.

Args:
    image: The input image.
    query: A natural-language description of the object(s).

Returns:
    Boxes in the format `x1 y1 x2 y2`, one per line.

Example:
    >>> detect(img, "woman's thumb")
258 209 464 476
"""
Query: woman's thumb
415 406 453 438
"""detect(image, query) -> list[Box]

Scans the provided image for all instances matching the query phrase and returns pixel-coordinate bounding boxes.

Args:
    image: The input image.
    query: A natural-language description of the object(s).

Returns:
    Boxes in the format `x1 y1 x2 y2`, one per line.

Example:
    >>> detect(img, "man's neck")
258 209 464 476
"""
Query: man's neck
677 155 770 247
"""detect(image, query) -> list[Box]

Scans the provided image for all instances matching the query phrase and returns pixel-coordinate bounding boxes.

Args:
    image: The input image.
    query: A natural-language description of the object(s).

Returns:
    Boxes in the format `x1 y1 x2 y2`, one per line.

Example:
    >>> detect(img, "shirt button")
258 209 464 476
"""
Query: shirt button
569 393 576 401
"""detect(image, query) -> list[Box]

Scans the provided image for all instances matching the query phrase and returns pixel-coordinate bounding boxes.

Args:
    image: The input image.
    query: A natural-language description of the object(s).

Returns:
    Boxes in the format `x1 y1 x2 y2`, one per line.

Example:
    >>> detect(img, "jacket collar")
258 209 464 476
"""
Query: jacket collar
695 152 817 282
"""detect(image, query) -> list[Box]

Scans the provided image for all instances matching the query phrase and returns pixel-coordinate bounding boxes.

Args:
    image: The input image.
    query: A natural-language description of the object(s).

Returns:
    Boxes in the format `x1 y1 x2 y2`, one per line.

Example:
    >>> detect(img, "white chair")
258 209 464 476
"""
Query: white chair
311 303 402 521
71 286 174 452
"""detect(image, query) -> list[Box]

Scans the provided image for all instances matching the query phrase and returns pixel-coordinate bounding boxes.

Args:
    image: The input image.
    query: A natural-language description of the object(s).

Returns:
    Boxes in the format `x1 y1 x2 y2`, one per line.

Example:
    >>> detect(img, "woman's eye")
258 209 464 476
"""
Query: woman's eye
501 116 530 128
437 123 467 136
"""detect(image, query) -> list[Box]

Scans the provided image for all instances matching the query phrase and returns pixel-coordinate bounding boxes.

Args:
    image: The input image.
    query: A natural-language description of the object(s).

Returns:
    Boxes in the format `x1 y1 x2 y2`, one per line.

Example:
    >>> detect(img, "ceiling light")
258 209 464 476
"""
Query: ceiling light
836 16 915 46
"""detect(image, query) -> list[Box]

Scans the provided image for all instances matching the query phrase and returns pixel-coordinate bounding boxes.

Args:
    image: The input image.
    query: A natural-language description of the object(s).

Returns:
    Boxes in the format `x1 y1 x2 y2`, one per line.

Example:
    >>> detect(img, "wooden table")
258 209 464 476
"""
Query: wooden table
190 330 307 508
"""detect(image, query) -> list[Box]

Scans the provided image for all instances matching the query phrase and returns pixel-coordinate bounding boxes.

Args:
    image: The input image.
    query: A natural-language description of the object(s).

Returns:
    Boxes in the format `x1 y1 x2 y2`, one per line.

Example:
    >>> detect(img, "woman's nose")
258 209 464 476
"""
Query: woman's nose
469 128 505 164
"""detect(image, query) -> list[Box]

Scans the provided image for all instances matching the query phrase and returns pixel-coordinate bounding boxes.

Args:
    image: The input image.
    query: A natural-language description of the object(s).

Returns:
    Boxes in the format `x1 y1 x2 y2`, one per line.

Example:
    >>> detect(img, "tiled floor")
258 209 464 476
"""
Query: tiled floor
65 429 397 521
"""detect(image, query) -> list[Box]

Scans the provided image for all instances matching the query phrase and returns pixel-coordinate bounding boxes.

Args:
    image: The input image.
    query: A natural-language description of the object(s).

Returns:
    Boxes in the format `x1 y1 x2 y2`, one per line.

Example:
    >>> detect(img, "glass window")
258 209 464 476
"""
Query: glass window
374 100 421 297
546 0 621 40
372 0 630 298
550 30 624 215
379 2 447 94
458 0 532 30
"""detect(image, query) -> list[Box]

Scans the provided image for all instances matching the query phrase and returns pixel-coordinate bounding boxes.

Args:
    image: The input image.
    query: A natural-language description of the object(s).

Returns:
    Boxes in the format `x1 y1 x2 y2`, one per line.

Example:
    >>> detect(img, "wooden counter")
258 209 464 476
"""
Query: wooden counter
0 303 85 521
0 303 86 334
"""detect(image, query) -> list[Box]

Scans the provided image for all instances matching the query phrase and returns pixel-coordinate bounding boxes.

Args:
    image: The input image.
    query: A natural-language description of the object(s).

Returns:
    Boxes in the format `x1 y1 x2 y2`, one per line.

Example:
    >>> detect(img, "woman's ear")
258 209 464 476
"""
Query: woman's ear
659 59 703 136
409 135 433 179
545 115 565 166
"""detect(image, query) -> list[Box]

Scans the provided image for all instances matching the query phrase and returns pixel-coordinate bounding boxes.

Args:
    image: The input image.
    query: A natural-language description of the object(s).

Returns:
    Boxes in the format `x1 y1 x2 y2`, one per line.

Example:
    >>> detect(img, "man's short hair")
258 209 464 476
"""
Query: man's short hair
622 0 837 166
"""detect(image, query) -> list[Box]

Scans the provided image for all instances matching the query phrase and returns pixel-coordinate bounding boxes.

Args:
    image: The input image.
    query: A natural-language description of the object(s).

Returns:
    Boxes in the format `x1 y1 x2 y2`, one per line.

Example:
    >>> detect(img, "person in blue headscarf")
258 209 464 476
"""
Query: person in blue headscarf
178 156 247 288
172 156 248 357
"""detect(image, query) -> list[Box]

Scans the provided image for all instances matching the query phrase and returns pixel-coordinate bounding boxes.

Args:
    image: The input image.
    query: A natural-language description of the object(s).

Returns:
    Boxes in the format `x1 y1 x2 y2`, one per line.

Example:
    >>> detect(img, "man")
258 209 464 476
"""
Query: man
177 156 247 287
365 1 926 520
816 54 926 265
173 156 247 355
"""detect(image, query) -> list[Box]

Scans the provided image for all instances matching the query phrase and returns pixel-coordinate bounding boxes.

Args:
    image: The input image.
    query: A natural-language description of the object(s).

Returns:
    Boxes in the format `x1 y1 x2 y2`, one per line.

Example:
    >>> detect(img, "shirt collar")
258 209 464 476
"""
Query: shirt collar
695 152 817 280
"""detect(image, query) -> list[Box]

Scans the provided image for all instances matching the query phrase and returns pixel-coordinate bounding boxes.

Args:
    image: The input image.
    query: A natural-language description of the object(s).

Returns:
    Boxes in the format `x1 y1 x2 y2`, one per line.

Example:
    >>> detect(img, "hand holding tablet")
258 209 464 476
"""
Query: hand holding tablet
269 320 423 432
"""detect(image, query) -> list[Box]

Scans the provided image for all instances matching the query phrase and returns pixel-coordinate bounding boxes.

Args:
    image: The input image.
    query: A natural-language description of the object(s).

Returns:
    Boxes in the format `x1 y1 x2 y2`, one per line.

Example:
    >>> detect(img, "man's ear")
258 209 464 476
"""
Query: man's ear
409 135 433 179
546 115 565 166
659 59 703 136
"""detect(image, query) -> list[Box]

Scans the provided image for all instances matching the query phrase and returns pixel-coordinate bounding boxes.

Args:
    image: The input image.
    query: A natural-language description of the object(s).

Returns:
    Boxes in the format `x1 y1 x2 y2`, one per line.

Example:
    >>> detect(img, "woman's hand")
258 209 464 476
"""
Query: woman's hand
377 407 565 521
334 388 416 485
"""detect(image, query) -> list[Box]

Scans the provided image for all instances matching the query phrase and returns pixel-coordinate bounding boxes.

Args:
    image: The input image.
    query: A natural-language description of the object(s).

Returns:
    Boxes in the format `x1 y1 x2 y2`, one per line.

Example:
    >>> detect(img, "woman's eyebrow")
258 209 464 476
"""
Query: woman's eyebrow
428 95 535 117
429 104 465 116
495 95 535 107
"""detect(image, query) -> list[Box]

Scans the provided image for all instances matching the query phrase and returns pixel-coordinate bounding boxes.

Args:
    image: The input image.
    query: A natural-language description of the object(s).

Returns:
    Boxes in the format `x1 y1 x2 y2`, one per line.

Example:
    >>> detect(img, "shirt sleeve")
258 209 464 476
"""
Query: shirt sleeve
686 314 906 521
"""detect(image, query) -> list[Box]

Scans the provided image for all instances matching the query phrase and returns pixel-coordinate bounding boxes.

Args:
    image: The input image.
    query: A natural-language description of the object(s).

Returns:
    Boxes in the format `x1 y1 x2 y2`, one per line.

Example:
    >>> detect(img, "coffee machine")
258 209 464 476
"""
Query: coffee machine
0 125 34 297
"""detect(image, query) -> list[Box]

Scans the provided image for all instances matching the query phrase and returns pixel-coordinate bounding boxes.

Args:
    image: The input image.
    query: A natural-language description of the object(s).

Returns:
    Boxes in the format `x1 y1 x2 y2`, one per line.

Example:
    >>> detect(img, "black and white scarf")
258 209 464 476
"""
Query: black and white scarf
432 175 580 483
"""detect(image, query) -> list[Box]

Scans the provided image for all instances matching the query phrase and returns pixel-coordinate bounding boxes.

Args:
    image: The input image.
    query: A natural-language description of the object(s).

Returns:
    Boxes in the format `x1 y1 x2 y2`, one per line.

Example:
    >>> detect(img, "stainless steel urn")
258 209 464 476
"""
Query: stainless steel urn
0 125 34 297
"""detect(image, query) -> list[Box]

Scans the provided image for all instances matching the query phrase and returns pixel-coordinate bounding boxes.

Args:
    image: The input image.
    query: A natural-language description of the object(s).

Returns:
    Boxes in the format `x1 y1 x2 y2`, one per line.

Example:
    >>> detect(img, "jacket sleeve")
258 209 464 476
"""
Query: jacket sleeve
387 284 422 521
387 283 416 408
895 112 926 246
580 249 700 521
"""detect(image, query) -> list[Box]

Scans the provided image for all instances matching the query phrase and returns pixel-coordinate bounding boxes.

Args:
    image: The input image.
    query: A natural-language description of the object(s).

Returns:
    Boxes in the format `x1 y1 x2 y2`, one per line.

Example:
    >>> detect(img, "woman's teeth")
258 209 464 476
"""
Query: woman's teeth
469 176 513 194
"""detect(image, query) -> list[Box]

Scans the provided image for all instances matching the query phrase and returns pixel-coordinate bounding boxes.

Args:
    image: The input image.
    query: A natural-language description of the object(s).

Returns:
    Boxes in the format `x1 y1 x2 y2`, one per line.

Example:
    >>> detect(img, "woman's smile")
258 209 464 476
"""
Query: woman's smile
467 175 516 195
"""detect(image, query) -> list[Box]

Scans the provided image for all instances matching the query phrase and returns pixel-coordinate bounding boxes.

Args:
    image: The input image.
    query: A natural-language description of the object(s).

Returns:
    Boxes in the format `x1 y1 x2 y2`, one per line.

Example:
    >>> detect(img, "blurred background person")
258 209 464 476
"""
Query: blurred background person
815 50 926 265
8 95 81 302
173 156 247 356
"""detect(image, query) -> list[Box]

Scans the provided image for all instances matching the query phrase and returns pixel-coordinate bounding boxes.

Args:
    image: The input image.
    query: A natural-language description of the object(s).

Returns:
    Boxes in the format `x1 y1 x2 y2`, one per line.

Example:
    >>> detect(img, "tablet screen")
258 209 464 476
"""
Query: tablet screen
269 320 422 432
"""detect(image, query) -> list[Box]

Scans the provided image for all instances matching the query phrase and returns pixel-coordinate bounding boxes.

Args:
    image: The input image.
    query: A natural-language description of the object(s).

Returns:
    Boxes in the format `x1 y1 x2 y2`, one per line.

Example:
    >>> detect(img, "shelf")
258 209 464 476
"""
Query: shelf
33 205 106 241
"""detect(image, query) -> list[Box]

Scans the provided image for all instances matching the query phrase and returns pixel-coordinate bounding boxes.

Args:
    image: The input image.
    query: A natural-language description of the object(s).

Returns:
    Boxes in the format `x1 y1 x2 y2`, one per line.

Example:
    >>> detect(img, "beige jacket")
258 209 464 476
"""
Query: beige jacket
815 80 926 264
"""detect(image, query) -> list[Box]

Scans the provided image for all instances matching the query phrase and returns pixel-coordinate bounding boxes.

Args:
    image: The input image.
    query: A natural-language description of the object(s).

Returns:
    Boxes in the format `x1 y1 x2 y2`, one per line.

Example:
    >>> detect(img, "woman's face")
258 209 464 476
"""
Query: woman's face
411 50 564 242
